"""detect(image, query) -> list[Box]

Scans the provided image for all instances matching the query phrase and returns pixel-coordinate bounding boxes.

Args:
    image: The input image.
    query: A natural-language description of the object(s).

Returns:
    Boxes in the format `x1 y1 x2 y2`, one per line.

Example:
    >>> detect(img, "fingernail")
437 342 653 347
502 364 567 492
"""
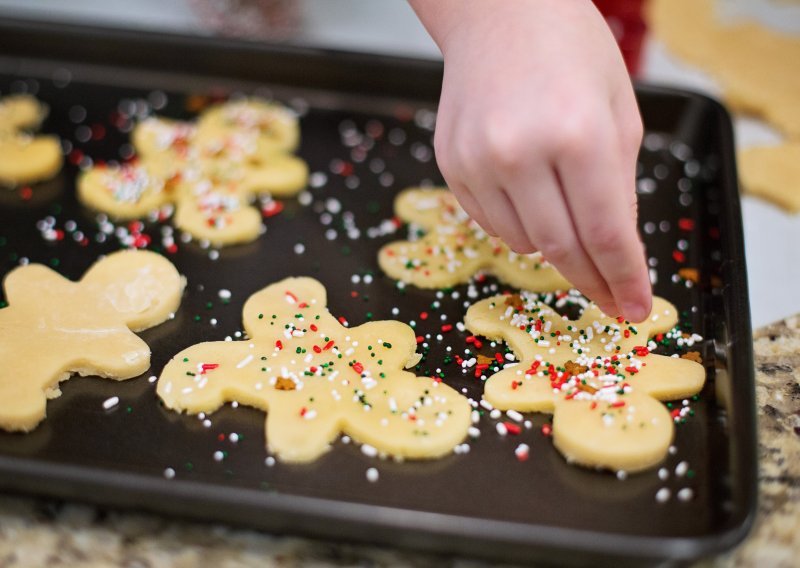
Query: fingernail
622 302 648 323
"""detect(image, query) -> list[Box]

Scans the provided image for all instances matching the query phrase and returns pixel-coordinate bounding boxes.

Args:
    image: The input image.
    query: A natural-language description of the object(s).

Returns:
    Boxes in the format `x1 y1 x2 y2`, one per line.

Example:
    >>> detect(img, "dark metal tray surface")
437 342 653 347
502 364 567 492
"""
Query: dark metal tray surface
0 19 756 567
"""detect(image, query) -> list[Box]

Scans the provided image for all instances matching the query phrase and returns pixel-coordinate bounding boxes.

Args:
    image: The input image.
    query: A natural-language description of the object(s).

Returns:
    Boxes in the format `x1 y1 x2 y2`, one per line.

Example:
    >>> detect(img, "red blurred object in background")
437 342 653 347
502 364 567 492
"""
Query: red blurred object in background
593 0 647 76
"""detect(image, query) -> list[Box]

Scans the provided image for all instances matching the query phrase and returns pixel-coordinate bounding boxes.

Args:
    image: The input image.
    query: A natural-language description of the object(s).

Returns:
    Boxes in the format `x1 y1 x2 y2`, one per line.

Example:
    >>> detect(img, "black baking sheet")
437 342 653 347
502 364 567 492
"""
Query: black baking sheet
0 19 756 566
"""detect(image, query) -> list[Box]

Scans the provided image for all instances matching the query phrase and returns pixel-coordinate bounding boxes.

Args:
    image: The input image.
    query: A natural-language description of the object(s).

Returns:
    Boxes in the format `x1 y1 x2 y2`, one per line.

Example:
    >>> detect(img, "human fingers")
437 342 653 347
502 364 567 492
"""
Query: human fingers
555 113 652 322
448 181 498 238
503 166 618 315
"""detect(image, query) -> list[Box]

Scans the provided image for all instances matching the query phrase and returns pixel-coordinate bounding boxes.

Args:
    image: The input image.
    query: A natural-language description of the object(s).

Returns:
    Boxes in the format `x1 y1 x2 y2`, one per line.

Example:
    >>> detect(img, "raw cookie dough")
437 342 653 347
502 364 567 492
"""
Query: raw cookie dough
648 0 800 138
0 250 185 432
0 94 63 186
378 188 571 290
157 277 472 462
78 99 308 246
464 292 705 472
739 143 800 213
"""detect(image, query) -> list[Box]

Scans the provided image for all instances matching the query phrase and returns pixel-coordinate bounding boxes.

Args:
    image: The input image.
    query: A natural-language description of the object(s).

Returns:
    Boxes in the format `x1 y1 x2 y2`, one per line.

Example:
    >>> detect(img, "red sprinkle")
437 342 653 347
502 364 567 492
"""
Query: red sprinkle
201 363 219 372
611 401 626 408
678 218 695 231
419 312 428 320
275 340 283 350
262 201 284 217
416 336 424 344
541 424 552 437
673 250 686 263
352 362 364 375
504 422 521 435
441 324 453 333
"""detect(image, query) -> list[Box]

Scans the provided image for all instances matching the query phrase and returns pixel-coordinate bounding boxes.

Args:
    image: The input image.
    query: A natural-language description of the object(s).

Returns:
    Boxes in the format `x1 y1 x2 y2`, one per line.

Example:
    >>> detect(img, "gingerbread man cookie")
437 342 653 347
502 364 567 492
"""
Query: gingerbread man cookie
157 277 471 462
465 292 705 472
78 99 308 246
0 250 185 432
378 188 571 290
0 94 63 186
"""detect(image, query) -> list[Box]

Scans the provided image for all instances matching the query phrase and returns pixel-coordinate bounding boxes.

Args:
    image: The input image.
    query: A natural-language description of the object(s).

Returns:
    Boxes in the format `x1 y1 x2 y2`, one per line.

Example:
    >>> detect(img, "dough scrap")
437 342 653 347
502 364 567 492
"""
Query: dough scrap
0 94 63 186
464 292 705 472
157 277 472 462
0 250 185 432
78 99 308 246
378 188 571 290
648 0 800 138
739 143 800 213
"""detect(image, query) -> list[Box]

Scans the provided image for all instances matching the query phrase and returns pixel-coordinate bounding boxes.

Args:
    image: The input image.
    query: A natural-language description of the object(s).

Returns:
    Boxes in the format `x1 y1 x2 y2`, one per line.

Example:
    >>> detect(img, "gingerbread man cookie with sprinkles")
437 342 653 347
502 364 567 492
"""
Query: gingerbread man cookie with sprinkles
0 94 63 186
157 276 472 462
78 98 308 246
464 292 705 472
0 250 185 432
378 187 571 290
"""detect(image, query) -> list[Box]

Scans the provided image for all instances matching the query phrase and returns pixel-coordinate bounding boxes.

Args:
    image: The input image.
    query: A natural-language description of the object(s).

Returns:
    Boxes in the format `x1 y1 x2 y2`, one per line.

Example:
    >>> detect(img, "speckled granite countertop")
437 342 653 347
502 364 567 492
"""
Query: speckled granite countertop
1 316 798 568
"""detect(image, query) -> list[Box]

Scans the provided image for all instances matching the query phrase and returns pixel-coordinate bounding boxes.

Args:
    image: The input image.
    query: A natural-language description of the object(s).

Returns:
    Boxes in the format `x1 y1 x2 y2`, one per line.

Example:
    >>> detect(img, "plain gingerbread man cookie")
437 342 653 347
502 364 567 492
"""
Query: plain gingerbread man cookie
157 277 472 462
378 188 571 290
78 99 308 246
0 94 63 186
0 250 185 432
465 292 705 472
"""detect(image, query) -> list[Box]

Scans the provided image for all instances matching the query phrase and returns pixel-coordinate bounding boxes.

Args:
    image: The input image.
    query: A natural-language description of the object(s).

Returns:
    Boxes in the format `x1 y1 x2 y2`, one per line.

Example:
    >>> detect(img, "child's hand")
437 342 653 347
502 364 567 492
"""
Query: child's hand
410 0 651 322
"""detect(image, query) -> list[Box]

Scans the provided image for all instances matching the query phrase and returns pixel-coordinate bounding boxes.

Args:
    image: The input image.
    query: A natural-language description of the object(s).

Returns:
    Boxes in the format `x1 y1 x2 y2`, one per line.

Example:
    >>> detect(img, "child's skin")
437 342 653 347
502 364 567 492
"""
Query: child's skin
409 0 652 322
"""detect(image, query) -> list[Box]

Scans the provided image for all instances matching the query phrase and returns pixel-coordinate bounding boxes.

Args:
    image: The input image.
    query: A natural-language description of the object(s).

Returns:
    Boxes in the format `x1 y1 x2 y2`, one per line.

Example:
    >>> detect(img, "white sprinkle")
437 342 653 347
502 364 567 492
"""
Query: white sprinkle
102 396 120 410
229 433 240 443
213 450 224 462
293 243 305 254
148 375 157 383
236 354 254 369
361 444 378 457
506 409 523 423
468 426 481 438
341 436 351 444
658 467 669 481
655 487 671 503
675 461 689 477
163 468 176 480
479 399 494 411
265 456 276 467
616 470 628 481
489 409 501 420
366 467 379 482
218 289 232 300
677 488 694 502
515 443 530 460
496 423 508 436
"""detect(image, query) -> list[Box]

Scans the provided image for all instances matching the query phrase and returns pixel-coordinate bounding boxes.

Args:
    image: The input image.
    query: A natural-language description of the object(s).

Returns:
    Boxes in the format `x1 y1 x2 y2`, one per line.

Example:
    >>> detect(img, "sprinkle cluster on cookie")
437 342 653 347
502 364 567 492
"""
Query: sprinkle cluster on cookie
379 187 570 290
78 98 308 245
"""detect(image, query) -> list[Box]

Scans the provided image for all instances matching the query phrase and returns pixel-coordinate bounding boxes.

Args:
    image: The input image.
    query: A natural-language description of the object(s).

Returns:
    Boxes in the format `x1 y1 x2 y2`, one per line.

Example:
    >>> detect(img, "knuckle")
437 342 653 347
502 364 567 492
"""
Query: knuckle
484 115 529 170
537 237 572 266
584 222 625 253
553 109 598 157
